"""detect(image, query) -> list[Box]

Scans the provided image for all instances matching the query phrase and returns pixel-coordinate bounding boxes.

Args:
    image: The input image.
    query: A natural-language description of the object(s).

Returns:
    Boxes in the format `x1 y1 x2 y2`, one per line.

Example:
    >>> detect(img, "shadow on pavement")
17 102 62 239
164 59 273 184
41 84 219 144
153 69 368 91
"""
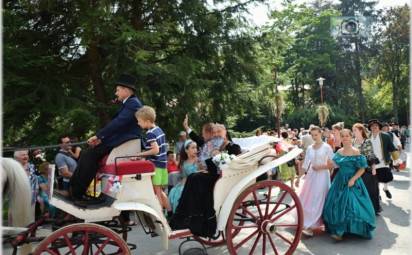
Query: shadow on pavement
298 216 398 255
381 200 410 227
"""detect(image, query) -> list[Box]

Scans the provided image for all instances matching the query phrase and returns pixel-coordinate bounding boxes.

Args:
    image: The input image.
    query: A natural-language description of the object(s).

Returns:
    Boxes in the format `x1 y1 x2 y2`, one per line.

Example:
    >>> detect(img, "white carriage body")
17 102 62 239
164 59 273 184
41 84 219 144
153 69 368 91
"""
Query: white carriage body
50 137 302 251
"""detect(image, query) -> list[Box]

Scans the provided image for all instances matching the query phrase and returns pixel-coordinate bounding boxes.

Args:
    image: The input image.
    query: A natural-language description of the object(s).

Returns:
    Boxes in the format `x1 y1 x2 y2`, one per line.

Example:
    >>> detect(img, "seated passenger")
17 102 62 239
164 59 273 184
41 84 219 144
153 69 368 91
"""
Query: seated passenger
168 140 199 214
214 123 242 156
170 119 241 237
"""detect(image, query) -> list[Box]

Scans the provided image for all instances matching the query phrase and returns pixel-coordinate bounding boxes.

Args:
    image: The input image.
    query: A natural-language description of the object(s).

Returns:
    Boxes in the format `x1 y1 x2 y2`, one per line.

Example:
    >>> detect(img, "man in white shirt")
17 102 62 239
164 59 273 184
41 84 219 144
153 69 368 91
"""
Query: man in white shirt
369 119 398 200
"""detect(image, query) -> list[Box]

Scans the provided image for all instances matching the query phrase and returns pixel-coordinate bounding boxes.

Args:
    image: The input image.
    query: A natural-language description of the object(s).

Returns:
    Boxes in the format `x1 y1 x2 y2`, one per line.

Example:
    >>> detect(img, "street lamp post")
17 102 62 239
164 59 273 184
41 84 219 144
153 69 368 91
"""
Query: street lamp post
316 77 326 104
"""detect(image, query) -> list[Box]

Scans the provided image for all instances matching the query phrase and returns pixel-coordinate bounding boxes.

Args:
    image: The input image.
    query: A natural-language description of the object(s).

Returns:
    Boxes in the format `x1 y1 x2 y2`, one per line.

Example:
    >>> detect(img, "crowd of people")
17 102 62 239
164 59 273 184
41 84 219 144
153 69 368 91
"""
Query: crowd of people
249 120 408 241
5 73 410 243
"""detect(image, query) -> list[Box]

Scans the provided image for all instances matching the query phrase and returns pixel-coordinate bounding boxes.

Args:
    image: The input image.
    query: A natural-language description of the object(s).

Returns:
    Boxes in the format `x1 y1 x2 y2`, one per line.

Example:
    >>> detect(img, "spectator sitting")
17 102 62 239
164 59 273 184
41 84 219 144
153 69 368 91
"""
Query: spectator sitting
14 149 39 218
55 135 78 191
37 162 56 216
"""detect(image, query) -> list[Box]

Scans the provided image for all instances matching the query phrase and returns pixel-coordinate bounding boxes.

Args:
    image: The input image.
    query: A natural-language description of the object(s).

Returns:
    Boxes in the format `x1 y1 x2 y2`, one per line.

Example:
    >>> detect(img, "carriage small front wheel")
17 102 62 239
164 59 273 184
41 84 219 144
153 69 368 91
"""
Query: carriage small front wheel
226 180 303 255
33 223 131 255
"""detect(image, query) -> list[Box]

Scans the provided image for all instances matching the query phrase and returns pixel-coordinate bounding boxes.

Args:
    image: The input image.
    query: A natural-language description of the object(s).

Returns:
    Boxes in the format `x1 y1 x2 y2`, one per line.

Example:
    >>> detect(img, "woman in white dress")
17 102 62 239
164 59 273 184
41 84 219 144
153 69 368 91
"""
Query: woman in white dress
297 126 334 236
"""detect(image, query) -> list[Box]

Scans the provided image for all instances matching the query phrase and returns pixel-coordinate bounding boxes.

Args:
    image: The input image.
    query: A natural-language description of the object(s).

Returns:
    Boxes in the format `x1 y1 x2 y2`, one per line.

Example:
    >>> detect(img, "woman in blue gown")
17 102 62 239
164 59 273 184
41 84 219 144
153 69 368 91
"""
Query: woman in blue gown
323 129 376 240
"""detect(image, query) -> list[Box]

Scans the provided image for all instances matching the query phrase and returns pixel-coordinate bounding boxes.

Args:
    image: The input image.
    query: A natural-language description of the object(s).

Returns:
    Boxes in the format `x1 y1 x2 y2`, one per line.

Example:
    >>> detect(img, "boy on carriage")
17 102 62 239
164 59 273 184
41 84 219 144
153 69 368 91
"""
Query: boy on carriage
134 106 172 214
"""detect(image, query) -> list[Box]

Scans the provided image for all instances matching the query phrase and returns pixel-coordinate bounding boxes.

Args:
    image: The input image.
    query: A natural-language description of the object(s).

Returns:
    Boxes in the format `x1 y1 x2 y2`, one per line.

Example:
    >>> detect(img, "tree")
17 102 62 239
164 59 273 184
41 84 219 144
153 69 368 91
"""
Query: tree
377 5 409 123
336 0 378 122
3 0 264 147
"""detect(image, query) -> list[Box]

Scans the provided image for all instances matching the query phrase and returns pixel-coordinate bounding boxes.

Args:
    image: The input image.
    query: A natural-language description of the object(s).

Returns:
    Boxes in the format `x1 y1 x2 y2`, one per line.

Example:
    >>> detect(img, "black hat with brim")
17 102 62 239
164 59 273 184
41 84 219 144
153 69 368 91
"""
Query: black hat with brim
368 119 382 129
116 74 136 91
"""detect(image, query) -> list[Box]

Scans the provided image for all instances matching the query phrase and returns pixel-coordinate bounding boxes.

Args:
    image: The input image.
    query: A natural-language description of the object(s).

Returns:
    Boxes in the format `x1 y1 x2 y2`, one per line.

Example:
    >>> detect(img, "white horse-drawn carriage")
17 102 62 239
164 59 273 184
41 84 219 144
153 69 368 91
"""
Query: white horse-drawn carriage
5 137 304 255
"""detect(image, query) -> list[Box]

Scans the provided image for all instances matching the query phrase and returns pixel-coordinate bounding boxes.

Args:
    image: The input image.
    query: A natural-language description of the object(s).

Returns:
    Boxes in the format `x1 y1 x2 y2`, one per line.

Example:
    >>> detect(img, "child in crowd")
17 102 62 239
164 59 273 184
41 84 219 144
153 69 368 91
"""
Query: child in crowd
276 132 296 189
167 151 180 192
37 162 55 216
135 106 171 213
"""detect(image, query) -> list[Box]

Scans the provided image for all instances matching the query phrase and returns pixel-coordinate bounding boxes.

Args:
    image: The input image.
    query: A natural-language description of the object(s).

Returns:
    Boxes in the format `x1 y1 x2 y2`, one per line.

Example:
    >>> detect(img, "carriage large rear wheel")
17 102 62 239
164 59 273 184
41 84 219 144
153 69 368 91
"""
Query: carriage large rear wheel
33 223 130 255
226 180 303 255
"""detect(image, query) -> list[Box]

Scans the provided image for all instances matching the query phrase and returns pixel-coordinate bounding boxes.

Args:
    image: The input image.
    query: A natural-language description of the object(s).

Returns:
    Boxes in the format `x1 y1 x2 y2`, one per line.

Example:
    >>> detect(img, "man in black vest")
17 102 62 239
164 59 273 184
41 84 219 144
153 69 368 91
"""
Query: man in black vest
70 74 142 203
368 119 398 201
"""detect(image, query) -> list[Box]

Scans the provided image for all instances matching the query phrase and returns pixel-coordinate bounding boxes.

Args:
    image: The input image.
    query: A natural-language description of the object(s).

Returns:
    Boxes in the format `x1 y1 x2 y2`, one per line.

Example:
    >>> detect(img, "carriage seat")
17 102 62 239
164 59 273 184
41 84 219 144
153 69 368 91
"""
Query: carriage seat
100 160 155 175
96 138 154 175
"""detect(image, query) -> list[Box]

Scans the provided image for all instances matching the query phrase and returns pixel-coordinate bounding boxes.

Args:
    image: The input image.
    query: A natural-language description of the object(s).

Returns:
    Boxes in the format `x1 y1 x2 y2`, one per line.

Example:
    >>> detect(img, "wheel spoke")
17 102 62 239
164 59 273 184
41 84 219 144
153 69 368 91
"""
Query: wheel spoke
275 223 298 228
45 249 60 255
262 233 266 255
234 229 259 250
232 224 258 230
264 187 272 217
268 190 288 217
242 206 258 221
63 234 76 255
81 231 89 255
248 232 262 255
267 233 279 255
275 231 293 245
94 238 110 255
271 205 296 222
252 191 264 219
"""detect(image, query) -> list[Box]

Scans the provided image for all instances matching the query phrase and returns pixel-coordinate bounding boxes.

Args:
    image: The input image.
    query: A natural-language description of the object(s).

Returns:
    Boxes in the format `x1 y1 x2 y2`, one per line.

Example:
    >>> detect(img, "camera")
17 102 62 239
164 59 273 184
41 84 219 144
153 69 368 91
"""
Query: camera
340 18 359 36
330 16 370 39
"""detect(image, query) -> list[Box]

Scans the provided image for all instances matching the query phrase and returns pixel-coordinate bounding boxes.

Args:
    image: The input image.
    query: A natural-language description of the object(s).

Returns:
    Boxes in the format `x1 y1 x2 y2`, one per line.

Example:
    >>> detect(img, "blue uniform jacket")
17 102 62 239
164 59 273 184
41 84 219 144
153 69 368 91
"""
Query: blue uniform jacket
96 96 142 148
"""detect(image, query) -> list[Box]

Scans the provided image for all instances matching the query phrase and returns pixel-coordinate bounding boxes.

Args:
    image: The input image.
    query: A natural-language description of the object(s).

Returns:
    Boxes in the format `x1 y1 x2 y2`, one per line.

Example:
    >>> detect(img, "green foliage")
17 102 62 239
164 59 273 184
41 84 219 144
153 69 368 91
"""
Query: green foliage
4 0 263 146
3 0 410 151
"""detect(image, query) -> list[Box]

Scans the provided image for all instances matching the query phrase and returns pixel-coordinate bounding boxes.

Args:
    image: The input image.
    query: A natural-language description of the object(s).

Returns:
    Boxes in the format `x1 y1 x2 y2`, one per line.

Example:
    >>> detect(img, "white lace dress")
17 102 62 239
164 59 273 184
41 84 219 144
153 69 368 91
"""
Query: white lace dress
298 142 334 229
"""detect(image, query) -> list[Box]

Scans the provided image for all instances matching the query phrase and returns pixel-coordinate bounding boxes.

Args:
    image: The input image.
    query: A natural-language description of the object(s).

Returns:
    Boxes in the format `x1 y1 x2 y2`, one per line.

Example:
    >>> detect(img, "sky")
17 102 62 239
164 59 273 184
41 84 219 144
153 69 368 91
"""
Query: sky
249 0 411 27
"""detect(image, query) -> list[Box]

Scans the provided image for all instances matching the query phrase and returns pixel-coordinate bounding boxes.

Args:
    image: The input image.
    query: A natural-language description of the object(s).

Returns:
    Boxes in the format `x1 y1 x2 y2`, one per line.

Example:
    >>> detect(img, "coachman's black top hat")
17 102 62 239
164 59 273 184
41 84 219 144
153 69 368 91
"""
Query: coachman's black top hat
116 74 136 91
368 119 383 129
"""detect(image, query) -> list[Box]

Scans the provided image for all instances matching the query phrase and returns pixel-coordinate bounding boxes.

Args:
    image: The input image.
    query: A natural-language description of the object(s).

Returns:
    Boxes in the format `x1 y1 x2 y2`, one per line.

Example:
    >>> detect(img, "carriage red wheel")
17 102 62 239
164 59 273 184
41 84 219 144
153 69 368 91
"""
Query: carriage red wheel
226 180 303 255
33 223 131 255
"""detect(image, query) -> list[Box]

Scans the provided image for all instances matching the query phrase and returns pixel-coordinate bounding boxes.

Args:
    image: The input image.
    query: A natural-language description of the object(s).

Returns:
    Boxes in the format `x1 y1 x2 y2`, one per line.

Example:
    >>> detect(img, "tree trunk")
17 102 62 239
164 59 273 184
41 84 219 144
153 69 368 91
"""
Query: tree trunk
355 40 366 122
392 75 399 123
88 40 110 126
276 113 281 138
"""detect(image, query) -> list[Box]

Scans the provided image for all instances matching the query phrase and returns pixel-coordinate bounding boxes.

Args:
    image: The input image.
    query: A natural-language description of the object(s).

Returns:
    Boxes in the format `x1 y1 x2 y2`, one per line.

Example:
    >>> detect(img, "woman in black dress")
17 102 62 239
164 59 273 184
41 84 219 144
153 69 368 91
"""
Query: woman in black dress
352 123 381 215
331 122 344 180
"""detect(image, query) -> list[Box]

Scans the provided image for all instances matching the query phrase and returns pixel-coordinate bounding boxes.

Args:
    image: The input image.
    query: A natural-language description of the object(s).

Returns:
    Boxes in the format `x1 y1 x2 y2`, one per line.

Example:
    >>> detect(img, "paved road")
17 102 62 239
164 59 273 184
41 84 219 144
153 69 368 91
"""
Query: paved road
4 155 411 255
129 163 412 255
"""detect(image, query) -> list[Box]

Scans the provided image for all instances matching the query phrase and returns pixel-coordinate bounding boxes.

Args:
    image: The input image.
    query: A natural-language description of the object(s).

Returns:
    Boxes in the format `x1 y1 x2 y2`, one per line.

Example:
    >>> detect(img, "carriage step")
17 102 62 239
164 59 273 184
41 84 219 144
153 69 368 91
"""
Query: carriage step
150 232 159 237
169 229 192 240
53 191 115 209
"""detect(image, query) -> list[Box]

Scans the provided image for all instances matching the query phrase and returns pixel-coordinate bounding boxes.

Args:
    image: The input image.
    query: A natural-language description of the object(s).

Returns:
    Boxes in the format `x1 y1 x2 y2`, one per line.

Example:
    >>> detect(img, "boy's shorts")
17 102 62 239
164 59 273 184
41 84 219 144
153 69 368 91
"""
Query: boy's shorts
152 167 168 186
